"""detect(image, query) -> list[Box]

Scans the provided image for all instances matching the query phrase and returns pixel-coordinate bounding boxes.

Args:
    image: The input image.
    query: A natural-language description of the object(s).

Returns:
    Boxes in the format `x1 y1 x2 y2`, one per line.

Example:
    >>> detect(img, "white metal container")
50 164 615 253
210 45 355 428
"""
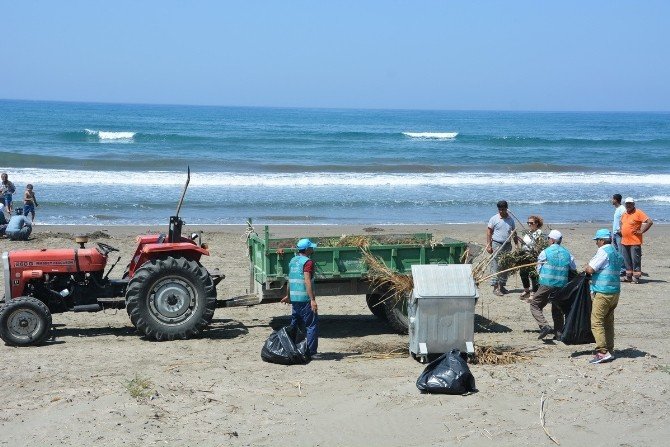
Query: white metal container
408 264 478 362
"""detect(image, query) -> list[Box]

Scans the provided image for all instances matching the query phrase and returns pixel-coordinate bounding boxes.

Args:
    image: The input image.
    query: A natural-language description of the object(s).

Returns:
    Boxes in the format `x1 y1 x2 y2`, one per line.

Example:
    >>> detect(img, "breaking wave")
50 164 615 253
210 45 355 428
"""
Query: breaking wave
403 132 458 139
84 129 136 141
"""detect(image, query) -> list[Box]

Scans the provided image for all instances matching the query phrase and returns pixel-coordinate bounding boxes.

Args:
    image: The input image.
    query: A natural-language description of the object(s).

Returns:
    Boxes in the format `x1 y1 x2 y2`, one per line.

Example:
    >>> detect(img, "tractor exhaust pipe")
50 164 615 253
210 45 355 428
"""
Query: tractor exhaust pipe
175 165 190 218
169 166 190 243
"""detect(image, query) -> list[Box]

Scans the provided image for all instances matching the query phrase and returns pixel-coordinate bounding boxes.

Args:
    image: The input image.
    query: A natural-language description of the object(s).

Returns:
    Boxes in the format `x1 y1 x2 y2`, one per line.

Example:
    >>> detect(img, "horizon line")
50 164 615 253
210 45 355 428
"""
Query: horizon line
1 97 668 114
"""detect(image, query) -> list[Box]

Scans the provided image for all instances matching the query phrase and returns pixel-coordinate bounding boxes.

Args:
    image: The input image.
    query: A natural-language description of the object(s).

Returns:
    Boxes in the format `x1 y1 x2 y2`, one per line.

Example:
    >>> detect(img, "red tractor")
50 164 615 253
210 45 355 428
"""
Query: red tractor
0 169 224 346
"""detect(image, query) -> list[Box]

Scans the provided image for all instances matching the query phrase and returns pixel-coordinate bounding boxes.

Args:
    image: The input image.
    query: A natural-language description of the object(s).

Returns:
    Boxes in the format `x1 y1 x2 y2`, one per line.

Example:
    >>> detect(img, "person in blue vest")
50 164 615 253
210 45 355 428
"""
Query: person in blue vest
530 230 577 340
280 238 319 356
585 229 624 364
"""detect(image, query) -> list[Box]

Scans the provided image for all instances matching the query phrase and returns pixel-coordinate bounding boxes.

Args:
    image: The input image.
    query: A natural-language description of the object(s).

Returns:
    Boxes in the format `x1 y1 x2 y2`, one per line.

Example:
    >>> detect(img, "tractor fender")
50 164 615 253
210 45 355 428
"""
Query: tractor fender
128 243 211 278
140 242 210 258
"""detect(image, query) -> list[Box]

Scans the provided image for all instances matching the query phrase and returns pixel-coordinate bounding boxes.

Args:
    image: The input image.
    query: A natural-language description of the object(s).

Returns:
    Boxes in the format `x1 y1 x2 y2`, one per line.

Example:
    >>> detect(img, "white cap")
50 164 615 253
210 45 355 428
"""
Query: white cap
624 197 635 203
548 230 562 241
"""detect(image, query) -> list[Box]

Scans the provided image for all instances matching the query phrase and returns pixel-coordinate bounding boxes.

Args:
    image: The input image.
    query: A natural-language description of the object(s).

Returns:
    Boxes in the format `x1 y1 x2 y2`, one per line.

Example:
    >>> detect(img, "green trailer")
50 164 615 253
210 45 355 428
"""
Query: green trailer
247 225 468 333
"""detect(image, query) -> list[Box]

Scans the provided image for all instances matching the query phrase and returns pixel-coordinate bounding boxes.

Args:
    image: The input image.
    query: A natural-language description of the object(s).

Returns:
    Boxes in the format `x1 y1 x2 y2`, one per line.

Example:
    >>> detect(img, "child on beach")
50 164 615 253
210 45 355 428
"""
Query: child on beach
23 184 39 221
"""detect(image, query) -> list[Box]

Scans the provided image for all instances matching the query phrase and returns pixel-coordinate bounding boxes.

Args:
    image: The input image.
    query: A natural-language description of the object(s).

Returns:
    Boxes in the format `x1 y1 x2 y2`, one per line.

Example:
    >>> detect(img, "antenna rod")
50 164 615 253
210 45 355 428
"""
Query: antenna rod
175 166 190 217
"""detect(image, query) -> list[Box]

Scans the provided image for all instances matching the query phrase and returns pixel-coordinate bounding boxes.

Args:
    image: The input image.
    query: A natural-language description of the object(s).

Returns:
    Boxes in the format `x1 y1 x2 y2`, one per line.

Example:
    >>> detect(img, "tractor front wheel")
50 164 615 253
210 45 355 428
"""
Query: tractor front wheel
0 297 52 346
125 257 217 341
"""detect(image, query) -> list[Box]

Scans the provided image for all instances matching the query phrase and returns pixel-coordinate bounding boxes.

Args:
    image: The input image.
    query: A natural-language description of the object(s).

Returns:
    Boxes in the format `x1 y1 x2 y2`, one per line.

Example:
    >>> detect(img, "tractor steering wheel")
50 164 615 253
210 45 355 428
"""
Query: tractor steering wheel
96 242 120 256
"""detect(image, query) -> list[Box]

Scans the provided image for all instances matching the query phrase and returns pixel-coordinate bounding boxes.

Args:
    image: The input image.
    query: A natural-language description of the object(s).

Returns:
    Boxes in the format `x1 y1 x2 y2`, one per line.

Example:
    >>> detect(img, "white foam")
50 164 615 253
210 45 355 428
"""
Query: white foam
85 129 136 140
648 195 670 203
4 168 670 188
403 132 458 139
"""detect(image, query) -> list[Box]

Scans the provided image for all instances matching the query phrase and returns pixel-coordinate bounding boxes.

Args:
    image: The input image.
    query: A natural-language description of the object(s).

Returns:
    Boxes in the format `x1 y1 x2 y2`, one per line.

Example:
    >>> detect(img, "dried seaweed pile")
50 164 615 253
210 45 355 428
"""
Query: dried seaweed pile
471 345 532 365
361 249 413 306
497 235 549 278
268 234 429 249
350 341 408 359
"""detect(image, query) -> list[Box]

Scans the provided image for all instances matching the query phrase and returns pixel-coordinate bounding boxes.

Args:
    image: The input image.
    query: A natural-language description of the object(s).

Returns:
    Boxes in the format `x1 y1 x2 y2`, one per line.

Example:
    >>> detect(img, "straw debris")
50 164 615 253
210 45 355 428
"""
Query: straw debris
361 249 413 307
471 345 532 365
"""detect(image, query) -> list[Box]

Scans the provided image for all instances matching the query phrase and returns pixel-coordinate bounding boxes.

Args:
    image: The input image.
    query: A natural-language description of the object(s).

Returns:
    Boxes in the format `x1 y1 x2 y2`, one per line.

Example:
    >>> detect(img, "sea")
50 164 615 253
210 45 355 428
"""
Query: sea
0 99 668 226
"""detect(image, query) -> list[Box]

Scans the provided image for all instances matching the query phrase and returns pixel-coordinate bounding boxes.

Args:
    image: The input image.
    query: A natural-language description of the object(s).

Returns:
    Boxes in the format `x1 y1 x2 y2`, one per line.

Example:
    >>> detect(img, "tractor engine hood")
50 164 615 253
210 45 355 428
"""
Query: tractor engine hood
4 248 108 300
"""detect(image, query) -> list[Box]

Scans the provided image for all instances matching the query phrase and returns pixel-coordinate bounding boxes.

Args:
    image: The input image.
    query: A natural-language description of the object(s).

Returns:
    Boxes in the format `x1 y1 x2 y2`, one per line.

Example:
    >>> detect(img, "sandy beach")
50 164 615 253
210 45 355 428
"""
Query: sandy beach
1 222 669 447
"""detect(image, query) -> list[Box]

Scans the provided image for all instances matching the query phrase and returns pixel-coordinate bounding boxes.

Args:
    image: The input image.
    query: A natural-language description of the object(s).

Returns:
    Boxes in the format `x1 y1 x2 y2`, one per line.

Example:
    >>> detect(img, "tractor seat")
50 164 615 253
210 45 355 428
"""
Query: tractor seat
157 233 166 244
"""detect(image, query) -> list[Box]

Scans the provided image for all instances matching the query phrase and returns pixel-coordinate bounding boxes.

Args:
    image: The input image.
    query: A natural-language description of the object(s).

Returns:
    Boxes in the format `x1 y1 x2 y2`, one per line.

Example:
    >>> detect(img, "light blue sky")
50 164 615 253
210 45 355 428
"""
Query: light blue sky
1 1 668 111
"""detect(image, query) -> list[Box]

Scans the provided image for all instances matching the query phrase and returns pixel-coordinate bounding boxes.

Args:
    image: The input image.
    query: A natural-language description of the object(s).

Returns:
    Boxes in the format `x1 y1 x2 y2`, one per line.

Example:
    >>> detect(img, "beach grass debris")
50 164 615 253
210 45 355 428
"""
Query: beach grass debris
361 249 413 307
268 233 432 249
498 235 548 278
124 374 154 399
350 340 408 359
471 345 532 365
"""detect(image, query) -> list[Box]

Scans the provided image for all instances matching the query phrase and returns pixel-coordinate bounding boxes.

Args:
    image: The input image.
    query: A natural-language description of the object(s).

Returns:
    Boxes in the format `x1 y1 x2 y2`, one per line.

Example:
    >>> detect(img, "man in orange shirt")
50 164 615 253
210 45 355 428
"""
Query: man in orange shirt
619 197 653 284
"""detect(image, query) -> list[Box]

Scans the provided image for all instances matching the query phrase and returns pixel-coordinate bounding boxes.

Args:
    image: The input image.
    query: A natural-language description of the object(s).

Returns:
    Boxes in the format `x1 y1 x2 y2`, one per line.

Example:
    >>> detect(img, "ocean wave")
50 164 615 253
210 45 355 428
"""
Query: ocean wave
403 132 458 139
84 129 136 140
460 134 670 148
4 168 670 188
647 195 670 203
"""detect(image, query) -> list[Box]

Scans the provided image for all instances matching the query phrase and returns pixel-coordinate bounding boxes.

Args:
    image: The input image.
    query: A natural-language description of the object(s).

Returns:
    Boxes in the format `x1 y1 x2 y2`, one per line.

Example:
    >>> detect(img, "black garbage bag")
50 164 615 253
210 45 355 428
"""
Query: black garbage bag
550 274 595 345
261 325 311 365
416 350 476 395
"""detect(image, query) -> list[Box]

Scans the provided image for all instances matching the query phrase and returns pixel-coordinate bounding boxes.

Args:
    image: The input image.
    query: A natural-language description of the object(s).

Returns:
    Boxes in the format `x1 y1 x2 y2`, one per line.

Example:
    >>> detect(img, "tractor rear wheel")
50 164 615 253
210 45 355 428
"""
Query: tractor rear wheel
125 257 216 341
365 294 388 321
0 297 52 346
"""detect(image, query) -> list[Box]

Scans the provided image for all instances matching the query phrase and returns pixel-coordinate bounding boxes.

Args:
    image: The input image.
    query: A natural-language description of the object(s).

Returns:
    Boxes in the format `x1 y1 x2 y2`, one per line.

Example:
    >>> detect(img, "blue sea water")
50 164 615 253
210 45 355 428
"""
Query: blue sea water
0 99 669 225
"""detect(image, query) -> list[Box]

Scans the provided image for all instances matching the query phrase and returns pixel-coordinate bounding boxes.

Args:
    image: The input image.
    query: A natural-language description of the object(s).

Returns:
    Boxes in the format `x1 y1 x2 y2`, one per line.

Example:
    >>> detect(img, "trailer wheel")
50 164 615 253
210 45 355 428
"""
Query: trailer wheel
126 257 217 341
0 297 52 346
383 294 409 334
365 294 388 321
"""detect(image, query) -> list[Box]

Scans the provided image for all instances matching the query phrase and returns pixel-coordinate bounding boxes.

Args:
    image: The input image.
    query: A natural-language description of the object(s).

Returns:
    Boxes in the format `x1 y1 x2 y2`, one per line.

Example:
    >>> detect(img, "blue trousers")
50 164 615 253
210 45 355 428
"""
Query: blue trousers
291 301 318 355
7 226 31 241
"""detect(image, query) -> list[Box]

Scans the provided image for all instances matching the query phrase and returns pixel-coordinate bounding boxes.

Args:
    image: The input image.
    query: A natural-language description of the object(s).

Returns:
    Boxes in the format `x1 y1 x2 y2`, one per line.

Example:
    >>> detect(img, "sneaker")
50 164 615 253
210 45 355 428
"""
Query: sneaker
632 277 640 284
553 331 562 341
589 352 613 364
500 286 509 294
621 276 632 283
519 290 531 299
492 288 504 297
538 326 553 340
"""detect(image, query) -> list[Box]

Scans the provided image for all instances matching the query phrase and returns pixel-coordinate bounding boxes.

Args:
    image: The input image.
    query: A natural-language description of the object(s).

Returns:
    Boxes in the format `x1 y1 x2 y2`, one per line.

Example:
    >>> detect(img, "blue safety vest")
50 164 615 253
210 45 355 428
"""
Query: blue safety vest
288 255 314 302
538 244 572 288
591 245 623 294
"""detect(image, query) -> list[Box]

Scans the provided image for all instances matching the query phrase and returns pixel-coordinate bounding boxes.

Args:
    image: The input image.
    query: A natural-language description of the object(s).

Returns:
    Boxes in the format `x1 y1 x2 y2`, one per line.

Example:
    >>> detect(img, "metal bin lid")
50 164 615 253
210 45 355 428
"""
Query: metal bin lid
411 264 478 298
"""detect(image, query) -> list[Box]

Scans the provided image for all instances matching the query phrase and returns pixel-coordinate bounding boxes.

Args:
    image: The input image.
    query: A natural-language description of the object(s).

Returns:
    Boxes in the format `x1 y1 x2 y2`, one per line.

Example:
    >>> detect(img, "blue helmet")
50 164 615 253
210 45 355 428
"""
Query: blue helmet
296 238 317 250
593 228 611 240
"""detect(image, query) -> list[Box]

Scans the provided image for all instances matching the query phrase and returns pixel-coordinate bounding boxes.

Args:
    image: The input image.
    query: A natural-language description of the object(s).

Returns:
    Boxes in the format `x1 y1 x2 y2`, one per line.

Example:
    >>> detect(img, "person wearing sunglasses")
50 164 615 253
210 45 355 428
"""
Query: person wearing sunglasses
519 215 544 300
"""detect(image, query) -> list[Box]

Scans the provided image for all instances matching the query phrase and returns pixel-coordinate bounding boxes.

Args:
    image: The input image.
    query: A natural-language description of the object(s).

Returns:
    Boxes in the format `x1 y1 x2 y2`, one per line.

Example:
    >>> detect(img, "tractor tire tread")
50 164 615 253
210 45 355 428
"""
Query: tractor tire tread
125 257 216 341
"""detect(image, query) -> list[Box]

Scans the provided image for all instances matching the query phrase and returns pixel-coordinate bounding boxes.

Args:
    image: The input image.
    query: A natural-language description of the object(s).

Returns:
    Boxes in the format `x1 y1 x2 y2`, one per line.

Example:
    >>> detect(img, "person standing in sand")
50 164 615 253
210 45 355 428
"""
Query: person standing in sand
611 194 626 276
585 229 624 364
531 230 576 340
486 200 518 296
23 183 39 221
519 215 544 300
620 197 653 284
281 238 319 356
0 172 16 214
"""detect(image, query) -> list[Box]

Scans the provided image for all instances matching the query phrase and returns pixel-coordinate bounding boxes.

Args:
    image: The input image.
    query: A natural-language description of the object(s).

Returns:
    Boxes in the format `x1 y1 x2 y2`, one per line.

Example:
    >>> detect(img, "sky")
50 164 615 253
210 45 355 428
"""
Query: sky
1 1 668 111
